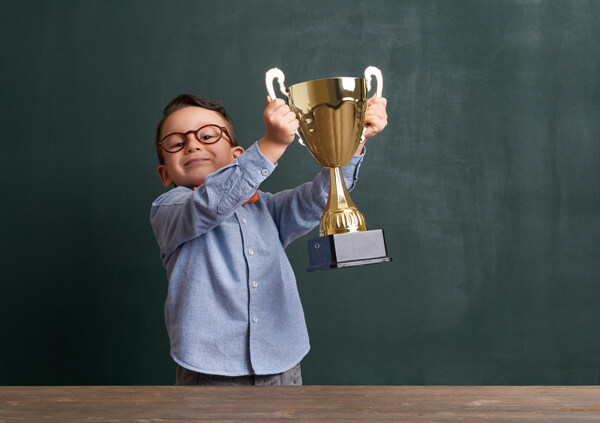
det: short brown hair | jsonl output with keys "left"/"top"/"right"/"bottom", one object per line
{"left": 155, "top": 94, "right": 238, "bottom": 164}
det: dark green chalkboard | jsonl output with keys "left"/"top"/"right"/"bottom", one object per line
{"left": 1, "top": 0, "right": 599, "bottom": 385}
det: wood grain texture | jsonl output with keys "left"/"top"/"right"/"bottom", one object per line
{"left": 1, "top": 386, "right": 599, "bottom": 422}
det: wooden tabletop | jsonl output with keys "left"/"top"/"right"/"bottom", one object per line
{"left": 1, "top": 386, "right": 599, "bottom": 422}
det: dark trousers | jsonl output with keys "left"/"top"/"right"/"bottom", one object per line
{"left": 175, "top": 363, "right": 302, "bottom": 386}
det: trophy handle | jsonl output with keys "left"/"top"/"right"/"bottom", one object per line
{"left": 360, "top": 66, "right": 384, "bottom": 143}
{"left": 265, "top": 68, "right": 288, "bottom": 100}
{"left": 265, "top": 68, "right": 306, "bottom": 146}
{"left": 364, "top": 66, "right": 383, "bottom": 97}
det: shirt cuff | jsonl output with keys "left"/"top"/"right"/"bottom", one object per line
{"left": 351, "top": 144, "right": 366, "bottom": 163}
{"left": 236, "top": 141, "right": 278, "bottom": 184}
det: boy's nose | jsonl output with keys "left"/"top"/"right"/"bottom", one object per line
{"left": 185, "top": 133, "right": 203, "bottom": 152}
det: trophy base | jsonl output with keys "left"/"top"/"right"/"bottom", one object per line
{"left": 306, "top": 229, "right": 391, "bottom": 272}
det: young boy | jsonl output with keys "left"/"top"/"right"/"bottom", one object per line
{"left": 150, "top": 93, "right": 387, "bottom": 385}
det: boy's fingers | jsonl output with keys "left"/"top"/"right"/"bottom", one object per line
{"left": 365, "top": 97, "right": 387, "bottom": 128}
{"left": 366, "top": 102, "right": 386, "bottom": 113}
{"left": 366, "top": 113, "right": 387, "bottom": 126}
{"left": 368, "top": 96, "right": 387, "bottom": 107}
{"left": 366, "top": 102, "right": 388, "bottom": 119}
{"left": 282, "top": 108, "right": 297, "bottom": 122}
{"left": 265, "top": 97, "right": 287, "bottom": 114}
{"left": 270, "top": 104, "right": 294, "bottom": 122}
{"left": 284, "top": 114, "right": 300, "bottom": 128}
{"left": 265, "top": 96, "right": 278, "bottom": 110}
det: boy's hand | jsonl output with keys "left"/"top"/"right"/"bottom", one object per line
{"left": 259, "top": 96, "right": 300, "bottom": 164}
{"left": 363, "top": 96, "right": 388, "bottom": 140}
{"left": 355, "top": 96, "right": 388, "bottom": 155}
{"left": 263, "top": 96, "right": 299, "bottom": 145}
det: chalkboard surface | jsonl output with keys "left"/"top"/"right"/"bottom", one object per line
{"left": 1, "top": 0, "right": 598, "bottom": 385}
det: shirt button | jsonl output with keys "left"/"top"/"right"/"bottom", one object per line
{"left": 241, "top": 218, "right": 248, "bottom": 224}
{"left": 261, "top": 169, "right": 268, "bottom": 176}
{"left": 253, "top": 316, "right": 258, "bottom": 323}
{"left": 248, "top": 249, "right": 254, "bottom": 256}
{"left": 252, "top": 281, "right": 258, "bottom": 288}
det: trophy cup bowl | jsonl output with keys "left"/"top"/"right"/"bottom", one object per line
{"left": 290, "top": 76, "right": 368, "bottom": 235}
{"left": 266, "top": 67, "right": 391, "bottom": 271}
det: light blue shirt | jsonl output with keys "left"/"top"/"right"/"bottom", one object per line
{"left": 150, "top": 142, "right": 364, "bottom": 376}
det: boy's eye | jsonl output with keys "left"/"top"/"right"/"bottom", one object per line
{"left": 163, "top": 135, "right": 186, "bottom": 151}
{"left": 196, "top": 126, "right": 222, "bottom": 142}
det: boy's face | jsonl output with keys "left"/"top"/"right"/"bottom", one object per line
{"left": 157, "top": 107, "right": 244, "bottom": 188}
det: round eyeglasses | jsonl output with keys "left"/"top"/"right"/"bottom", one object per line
{"left": 159, "top": 124, "right": 233, "bottom": 153}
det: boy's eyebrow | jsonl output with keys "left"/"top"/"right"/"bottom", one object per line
{"left": 163, "top": 121, "right": 224, "bottom": 134}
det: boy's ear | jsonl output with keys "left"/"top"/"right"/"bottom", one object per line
{"left": 232, "top": 146, "right": 244, "bottom": 158}
{"left": 157, "top": 165, "right": 174, "bottom": 187}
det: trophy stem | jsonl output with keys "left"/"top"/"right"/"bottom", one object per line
{"left": 320, "top": 167, "right": 368, "bottom": 236}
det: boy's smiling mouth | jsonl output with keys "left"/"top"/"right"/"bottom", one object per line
{"left": 185, "top": 157, "right": 209, "bottom": 166}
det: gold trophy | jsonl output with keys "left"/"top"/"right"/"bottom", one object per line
{"left": 266, "top": 67, "right": 391, "bottom": 271}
